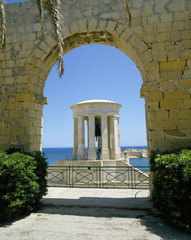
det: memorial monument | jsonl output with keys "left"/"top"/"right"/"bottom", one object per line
{"left": 71, "top": 100, "right": 122, "bottom": 161}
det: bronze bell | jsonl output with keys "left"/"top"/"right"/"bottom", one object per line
{"left": 95, "top": 117, "right": 101, "bottom": 139}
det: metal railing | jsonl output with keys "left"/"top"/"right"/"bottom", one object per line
{"left": 47, "top": 165, "right": 149, "bottom": 189}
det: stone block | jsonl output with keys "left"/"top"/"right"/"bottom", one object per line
{"left": 9, "top": 110, "right": 26, "bottom": 119}
{"left": 183, "top": 99, "right": 191, "bottom": 108}
{"left": 148, "top": 15, "right": 160, "bottom": 24}
{"left": 3, "top": 69, "right": 13, "bottom": 77}
{"left": 174, "top": 11, "right": 190, "bottom": 21}
{"left": 152, "top": 51, "right": 167, "bottom": 62}
{"left": 149, "top": 130, "right": 165, "bottom": 140}
{"left": 161, "top": 13, "right": 173, "bottom": 22}
{"left": 178, "top": 120, "right": 191, "bottom": 129}
{"left": 144, "top": 24, "right": 157, "bottom": 33}
{"left": 7, "top": 119, "right": 20, "bottom": 126}
{"left": 0, "top": 143, "right": 9, "bottom": 150}
{"left": 143, "top": 33, "right": 155, "bottom": 43}
{"left": 160, "top": 61, "right": 186, "bottom": 72}
{"left": 164, "top": 90, "right": 190, "bottom": 100}
{"left": 160, "top": 80, "right": 176, "bottom": 90}
{"left": 149, "top": 120, "right": 159, "bottom": 130}
{"left": 182, "top": 40, "right": 191, "bottom": 49}
{"left": 170, "top": 32, "right": 181, "bottom": 41}
{"left": 142, "top": 49, "right": 152, "bottom": 61}
{"left": 107, "top": 20, "right": 117, "bottom": 32}
{"left": 35, "top": 111, "right": 42, "bottom": 120}
{"left": 154, "top": 32, "right": 169, "bottom": 42}
{"left": 145, "top": 71, "right": 160, "bottom": 81}
{"left": 0, "top": 136, "right": 9, "bottom": 144}
{"left": 7, "top": 60, "right": 15, "bottom": 68}
{"left": 18, "top": 135, "right": 31, "bottom": 143}
{"left": 147, "top": 102, "right": 159, "bottom": 111}
{"left": 88, "top": 18, "right": 97, "bottom": 30}
{"left": 170, "top": 110, "right": 191, "bottom": 120}
{"left": 156, "top": 111, "right": 169, "bottom": 120}
{"left": 70, "top": 22, "right": 79, "bottom": 33}
{"left": 160, "top": 100, "right": 182, "bottom": 110}
{"left": 152, "top": 42, "right": 165, "bottom": 51}
{"left": 6, "top": 102, "right": 20, "bottom": 111}
{"left": 177, "top": 80, "right": 191, "bottom": 88}
{"left": 160, "top": 121, "right": 177, "bottom": 130}
{"left": 172, "top": 21, "right": 185, "bottom": 31}
{"left": 157, "top": 22, "right": 171, "bottom": 32}
{"left": 147, "top": 91, "right": 163, "bottom": 101}
{"left": 0, "top": 127, "right": 9, "bottom": 136}
{"left": 25, "top": 126, "right": 36, "bottom": 135}
{"left": 21, "top": 118, "right": 34, "bottom": 127}
{"left": 9, "top": 135, "right": 18, "bottom": 144}
{"left": 15, "top": 93, "right": 35, "bottom": 102}
{"left": 183, "top": 70, "right": 191, "bottom": 79}
{"left": 165, "top": 130, "right": 187, "bottom": 138}
{"left": 181, "top": 30, "right": 191, "bottom": 40}
{"left": 147, "top": 111, "right": 156, "bottom": 121}
{"left": 10, "top": 127, "right": 25, "bottom": 135}
{"left": 167, "top": 50, "right": 181, "bottom": 61}
{"left": 160, "top": 71, "right": 182, "bottom": 81}
{"left": 185, "top": 20, "right": 191, "bottom": 30}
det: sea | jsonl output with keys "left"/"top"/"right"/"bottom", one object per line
{"left": 43, "top": 146, "right": 149, "bottom": 171}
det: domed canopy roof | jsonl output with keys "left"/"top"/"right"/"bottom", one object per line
{"left": 71, "top": 99, "right": 122, "bottom": 116}
{"left": 75, "top": 99, "right": 117, "bottom": 105}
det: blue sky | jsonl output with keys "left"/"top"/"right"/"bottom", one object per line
{"left": 42, "top": 44, "right": 147, "bottom": 148}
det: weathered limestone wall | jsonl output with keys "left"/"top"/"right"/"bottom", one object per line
{"left": 0, "top": 0, "right": 191, "bottom": 154}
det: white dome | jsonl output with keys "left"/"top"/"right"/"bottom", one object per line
{"left": 70, "top": 99, "right": 122, "bottom": 114}
{"left": 76, "top": 99, "right": 116, "bottom": 105}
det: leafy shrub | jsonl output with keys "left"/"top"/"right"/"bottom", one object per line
{"left": 27, "top": 151, "right": 48, "bottom": 199}
{"left": 152, "top": 149, "right": 191, "bottom": 231}
{"left": 0, "top": 150, "right": 47, "bottom": 221}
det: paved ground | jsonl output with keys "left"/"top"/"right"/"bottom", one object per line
{"left": 41, "top": 187, "right": 151, "bottom": 209}
{"left": 0, "top": 188, "right": 190, "bottom": 240}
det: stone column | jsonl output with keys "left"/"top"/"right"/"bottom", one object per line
{"left": 101, "top": 115, "right": 109, "bottom": 160}
{"left": 110, "top": 115, "right": 121, "bottom": 159}
{"left": 88, "top": 115, "right": 96, "bottom": 160}
{"left": 73, "top": 117, "right": 78, "bottom": 159}
{"left": 77, "top": 116, "right": 86, "bottom": 160}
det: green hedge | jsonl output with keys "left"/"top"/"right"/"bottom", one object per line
{"left": 0, "top": 150, "right": 47, "bottom": 221}
{"left": 152, "top": 149, "right": 191, "bottom": 231}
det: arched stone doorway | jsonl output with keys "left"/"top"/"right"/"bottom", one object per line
{"left": 0, "top": 0, "right": 191, "bottom": 158}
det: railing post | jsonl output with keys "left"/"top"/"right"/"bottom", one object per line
{"left": 68, "top": 166, "right": 71, "bottom": 187}
{"left": 99, "top": 166, "right": 102, "bottom": 188}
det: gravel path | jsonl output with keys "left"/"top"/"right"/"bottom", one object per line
{"left": 0, "top": 206, "right": 190, "bottom": 240}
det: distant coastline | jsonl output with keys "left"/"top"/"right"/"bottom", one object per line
{"left": 42, "top": 146, "right": 148, "bottom": 166}
{"left": 43, "top": 146, "right": 147, "bottom": 150}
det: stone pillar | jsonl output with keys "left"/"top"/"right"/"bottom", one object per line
{"left": 110, "top": 115, "right": 121, "bottom": 159}
{"left": 77, "top": 116, "right": 86, "bottom": 160}
{"left": 101, "top": 115, "right": 109, "bottom": 160}
{"left": 73, "top": 117, "right": 78, "bottom": 159}
{"left": 88, "top": 115, "right": 96, "bottom": 160}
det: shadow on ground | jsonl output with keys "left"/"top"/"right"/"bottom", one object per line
{"left": 41, "top": 196, "right": 151, "bottom": 209}
{"left": 140, "top": 214, "right": 191, "bottom": 240}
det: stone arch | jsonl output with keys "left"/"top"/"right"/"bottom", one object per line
{"left": 0, "top": 0, "right": 191, "bottom": 155}
{"left": 26, "top": 29, "right": 147, "bottom": 152}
